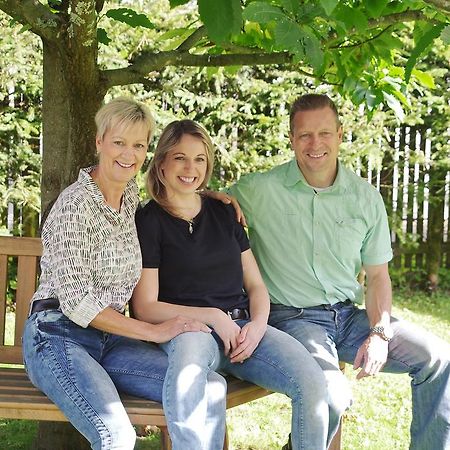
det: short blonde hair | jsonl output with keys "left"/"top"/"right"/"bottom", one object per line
{"left": 147, "top": 120, "right": 214, "bottom": 205}
{"left": 95, "top": 97, "right": 156, "bottom": 143}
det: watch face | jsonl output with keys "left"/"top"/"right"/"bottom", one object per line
{"left": 384, "top": 326, "right": 394, "bottom": 340}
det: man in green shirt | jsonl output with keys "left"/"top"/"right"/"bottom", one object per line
{"left": 229, "top": 94, "right": 450, "bottom": 450}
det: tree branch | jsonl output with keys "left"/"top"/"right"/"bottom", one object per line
{"left": 326, "top": 9, "right": 439, "bottom": 44}
{"left": 367, "top": 10, "right": 433, "bottom": 28}
{"left": 0, "top": 0, "right": 63, "bottom": 42}
{"left": 423, "top": 0, "right": 450, "bottom": 13}
{"left": 329, "top": 25, "right": 394, "bottom": 49}
{"left": 102, "top": 51, "right": 294, "bottom": 88}
{"left": 176, "top": 25, "right": 207, "bottom": 51}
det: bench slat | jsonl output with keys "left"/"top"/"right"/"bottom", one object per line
{"left": 0, "top": 367, "right": 270, "bottom": 427}
{"left": 0, "top": 236, "right": 43, "bottom": 257}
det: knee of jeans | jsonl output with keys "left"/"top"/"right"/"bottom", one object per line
{"left": 207, "top": 371, "right": 227, "bottom": 404}
{"left": 96, "top": 422, "right": 136, "bottom": 450}
{"left": 328, "top": 379, "right": 352, "bottom": 415}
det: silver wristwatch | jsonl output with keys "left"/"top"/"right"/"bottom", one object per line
{"left": 370, "top": 325, "right": 393, "bottom": 342}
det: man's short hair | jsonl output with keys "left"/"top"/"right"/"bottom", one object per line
{"left": 289, "top": 94, "right": 341, "bottom": 132}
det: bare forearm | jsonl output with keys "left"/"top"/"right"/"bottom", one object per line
{"left": 89, "top": 307, "right": 157, "bottom": 341}
{"left": 365, "top": 272, "right": 392, "bottom": 327}
{"left": 248, "top": 285, "right": 270, "bottom": 325}
{"left": 134, "top": 301, "right": 220, "bottom": 327}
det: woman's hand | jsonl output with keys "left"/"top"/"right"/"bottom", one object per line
{"left": 149, "top": 316, "right": 211, "bottom": 343}
{"left": 211, "top": 310, "right": 242, "bottom": 356}
{"left": 229, "top": 320, "right": 267, "bottom": 364}
{"left": 201, "top": 190, "right": 247, "bottom": 226}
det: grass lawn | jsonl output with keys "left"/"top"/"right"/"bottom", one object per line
{"left": 1, "top": 290, "right": 449, "bottom": 449}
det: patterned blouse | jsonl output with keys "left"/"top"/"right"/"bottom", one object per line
{"left": 31, "top": 167, "right": 142, "bottom": 328}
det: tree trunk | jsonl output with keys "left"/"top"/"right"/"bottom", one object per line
{"left": 40, "top": 38, "right": 105, "bottom": 214}
{"left": 33, "top": 422, "right": 90, "bottom": 450}
{"left": 36, "top": 32, "right": 105, "bottom": 448}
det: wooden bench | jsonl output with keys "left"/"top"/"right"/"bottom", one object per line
{"left": 0, "top": 235, "right": 342, "bottom": 449}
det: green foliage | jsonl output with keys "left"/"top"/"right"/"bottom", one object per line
{"left": 105, "top": 8, "right": 155, "bottom": 29}
{"left": 0, "top": 13, "right": 42, "bottom": 235}
{"left": 198, "top": 0, "right": 242, "bottom": 43}
{"left": 405, "top": 23, "right": 446, "bottom": 83}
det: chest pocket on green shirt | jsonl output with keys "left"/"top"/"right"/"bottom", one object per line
{"left": 334, "top": 218, "right": 366, "bottom": 257}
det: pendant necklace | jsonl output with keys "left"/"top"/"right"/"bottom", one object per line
{"left": 187, "top": 218, "right": 194, "bottom": 234}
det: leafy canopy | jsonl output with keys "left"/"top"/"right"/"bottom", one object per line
{"left": 94, "top": 0, "right": 450, "bottom": 118}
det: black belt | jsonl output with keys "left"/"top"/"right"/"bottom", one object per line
{"left": 310, "top": 299, "right": 353, "bottom": 310}
{"left": 30, "top": 298, "right": 60, "bottom": 315}
{"left": 226, "top": 308, "right": 249, "bottom": 320}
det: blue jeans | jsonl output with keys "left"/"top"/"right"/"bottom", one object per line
{"left": 269, "top": 301, "right": 450, "bottom": 450}
{"left": 161, "top": 321, "right": 331, "bottom": 450}
{"left": 23, "top": 310, "right": 169, "bottom": 450}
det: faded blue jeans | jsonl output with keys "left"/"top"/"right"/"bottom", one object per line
{"left": 23, "top": 310, "right": 169, "bottom": 450}
{"left": 161, "top": 320, "right": 332, "bottom": 450}
{"left": 269, "top": 301, "right": 450, "bottom": 450}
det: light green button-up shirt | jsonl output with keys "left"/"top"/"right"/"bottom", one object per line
{"left": 229, "top": 159, "right": 393, "bottom": 307}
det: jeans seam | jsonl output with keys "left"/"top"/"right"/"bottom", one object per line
{"left": 247, "top": 351, "right": 305, "bottom": 449}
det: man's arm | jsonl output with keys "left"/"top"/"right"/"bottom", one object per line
{"left": 201, "top": 190, "right": 247, "bottom": 226}
{"left": 353, "top": 262, "right": 392, "bottom": 379}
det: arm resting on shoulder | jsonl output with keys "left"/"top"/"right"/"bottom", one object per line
{"left": 202, "top": 190, "right": 246, "bottom": 226}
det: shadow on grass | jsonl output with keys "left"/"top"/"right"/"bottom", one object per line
{"left": 0, "top": 420, "right": 162, "bottom": 450}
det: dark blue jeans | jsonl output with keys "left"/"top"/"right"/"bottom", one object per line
{"left": 269, "top": 301, "right": 450, "bottom": 450}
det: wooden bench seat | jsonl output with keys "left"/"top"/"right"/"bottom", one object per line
{"left": 0, "top": 235, "right": 342, "bottom": 449}
{"left": 0, "top": 366, "right": 270, "bottom": 424}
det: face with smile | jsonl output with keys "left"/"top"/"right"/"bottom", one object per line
{"left": 160, "top": 133, "right": 208, "bottom": 199}
{"left": 96, "top": 121, "right": 149, "bottom": 187}
{"left": 290, "top": 106, "right": 343, "bottom": 188}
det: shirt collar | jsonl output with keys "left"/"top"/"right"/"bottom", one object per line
{"left": 284, "top": 158, "right": 348, "bottom": 193}
{"left": 78, "top": 166, "right": 139, "bottom": 214}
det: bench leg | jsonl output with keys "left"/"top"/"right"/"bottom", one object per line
{"left": 223, "top": 424, "right": 229, "bottom": 450}
{"left": 160, "top": 426, "right": 172, "bottom": 450}
{"left": 328, "top": 417, "right": 343, "bottom": 450}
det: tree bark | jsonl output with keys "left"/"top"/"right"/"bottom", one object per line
{"left": 40, "top": 38, "right": 105, "bottom": 213}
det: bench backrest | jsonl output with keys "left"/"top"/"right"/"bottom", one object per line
{"left": 0, "top": 236, "right": 42, "bottom": 365}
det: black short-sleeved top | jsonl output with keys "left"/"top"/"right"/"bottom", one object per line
{"left": 135, "top": 197, "right": 250, "bottom": 311}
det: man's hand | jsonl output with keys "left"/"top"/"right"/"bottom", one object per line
{"left": 229, "top": 321, "right": 267, "bottom": 364}
{"left": 353, "top": 333, "right": 389, "bottom": 379}
{"left": 151, "top": 316, "right": 211, "bottom": 343}
{"left": 202, "top": 190, "right": 247, "bottom": 226}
